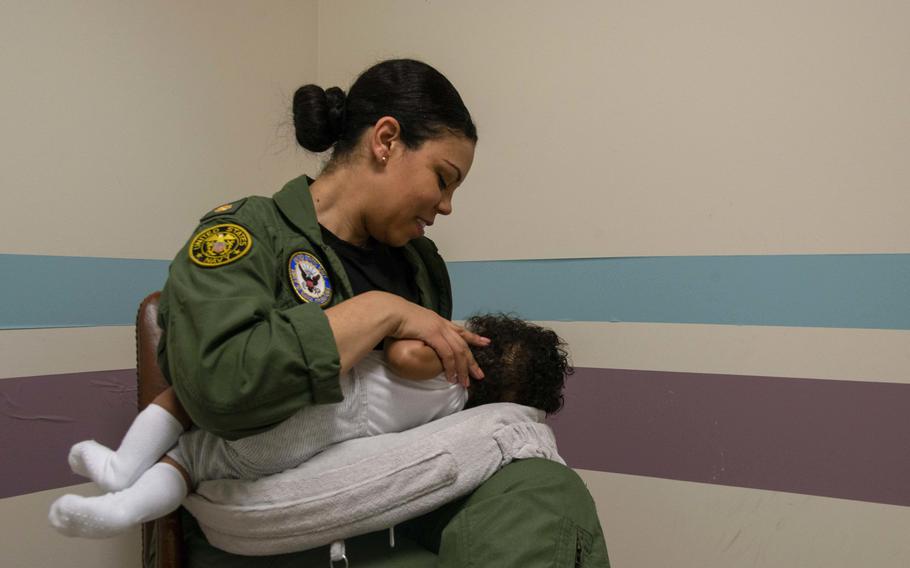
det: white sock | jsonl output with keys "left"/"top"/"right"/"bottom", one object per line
{"left": 68, "top": 404, "right": 185, "bottom": 492}
{"left": 49, "top": 463, "right": 188, "bottom": 538}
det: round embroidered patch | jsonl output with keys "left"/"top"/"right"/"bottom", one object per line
{"left": 188, "top": 223, "right": 253, "bottom": 268}
{"left": 289, "top": 251, "right": 333, "bottom": 306}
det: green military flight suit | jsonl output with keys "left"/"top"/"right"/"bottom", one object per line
{"left": 155, "top": 175, "right": 610, "bottom": 567}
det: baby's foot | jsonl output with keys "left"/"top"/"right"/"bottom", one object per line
{"left": 49, "top": 463, "right": 186, "bottom": 539}
{"left": 68, "top": 440, "right": 130, "bottom": 492}
{"left": 48, "top": 493, "right": 135, "bottom": 538}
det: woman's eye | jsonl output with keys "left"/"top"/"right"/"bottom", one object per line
{"left": 436, "top": 173, "right": 447, "bottom": 190}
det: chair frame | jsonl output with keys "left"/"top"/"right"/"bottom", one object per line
{"left": 136, "top": 292, "right": 184, "bottom": 568}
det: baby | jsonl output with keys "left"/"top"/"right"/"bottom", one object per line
{"left": 49, "top": 313, "right": 571, "bottom": 538}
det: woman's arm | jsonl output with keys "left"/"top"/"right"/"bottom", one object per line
{"left": 323, "top": 291, "right": 404, "bottom": 375}
{"left": 328, "top": 293, "right": 486, "bottom": 386}
{"left": 384, "top": 338, "right": 444, "bottom": 381}
{"left": 164, "top": 264, "right": 483, "bottom": 439}
{"left": 161, "top": 210, "right": 486, "bottom": 438}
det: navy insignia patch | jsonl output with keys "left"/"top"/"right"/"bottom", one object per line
{"left": 289, "top": 251, "right": 333, "bottom": 306}
{"left": 188, "top": 223, "right": 253, "bottom": 267}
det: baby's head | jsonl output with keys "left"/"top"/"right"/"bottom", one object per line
{"left": 465, "top": 313, "right": 572, "bottom": 415}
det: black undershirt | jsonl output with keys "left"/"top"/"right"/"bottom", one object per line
{"left": 320, "top": 226, "right": 419, "bottom": 349}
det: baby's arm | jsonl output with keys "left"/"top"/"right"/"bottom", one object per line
{"left": 384, "top": 338, "right": 444, "bottom": 380}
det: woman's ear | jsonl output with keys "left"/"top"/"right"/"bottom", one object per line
{"left": 370, "top": 116, "right": 401, "bottom": 164}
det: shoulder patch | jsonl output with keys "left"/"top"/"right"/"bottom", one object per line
{"left": 200, "top": 198, "right": 249, "bottom": 222}
{"left": 188, "top": 223, "right": 253, "bottom": 268}
{"left": 288, "top": 251, "right": 333, "bottom": 306}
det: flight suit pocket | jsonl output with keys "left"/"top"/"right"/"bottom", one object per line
{"left": 553, "top": 517, "right": 596, "bottom": 567}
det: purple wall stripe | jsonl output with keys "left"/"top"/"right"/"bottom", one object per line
{"left": 4, "top": 366, "right": 909, "bottom": 506}
{"left": 548, "top": 368, "right": 910, "bottom": 507}
{"left": 0, "top": 370, "right": 137, "bottom": 499}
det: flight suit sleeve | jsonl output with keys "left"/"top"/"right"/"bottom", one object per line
{"left": 159, "top": 214, "right": 342, "bottom": 440}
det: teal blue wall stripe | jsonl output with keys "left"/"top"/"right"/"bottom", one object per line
{"left": 449, "top": 254, "right": 910, "bottom": 330}
{"left": 0, "top": 254, "right": 169, "bottom": 329}
{"left": 3, "top": 253, "right": 909, "bottom": 330}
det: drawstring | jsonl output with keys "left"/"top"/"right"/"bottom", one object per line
{"left": 329, "top": 540, "right": 348, "bottom": 568}
{"left": 389, "top": 525, "right": 396, "bottom": 548}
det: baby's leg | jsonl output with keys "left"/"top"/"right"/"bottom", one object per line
{"left": 68, "top": 387, "right": 190, "bottom": 492}
{"left": 49, "top": 457, "right": 189, "bottom": 538}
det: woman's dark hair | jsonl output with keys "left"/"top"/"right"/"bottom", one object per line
{"left": 464, "top": 313, "right": 573, "bottom": 415}
{"left": 292, "top": 59, "right": 477, "bottom": 164}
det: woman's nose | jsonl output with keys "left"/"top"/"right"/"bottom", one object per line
{"left": 437, "top": 195, "right": 453, "bottom": 216}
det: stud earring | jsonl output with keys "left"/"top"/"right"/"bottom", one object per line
{"left": 381, "top": 155, "right": 389, "bottom": 164}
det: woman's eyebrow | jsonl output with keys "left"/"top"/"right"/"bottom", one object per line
{"left": 443, "top": 159, "right": 462, "bottom": 183}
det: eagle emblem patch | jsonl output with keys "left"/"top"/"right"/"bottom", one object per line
{"left": 289, "top": 251, "right": 333, "bottom": 306}
{"left": 188, "top": 223, "right": 252, "bottom": 267}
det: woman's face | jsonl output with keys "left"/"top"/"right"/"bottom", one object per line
{"left": 368, "top": 134, "right": 475, "bottom": 247}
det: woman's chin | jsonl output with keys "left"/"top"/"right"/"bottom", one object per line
{"left": 379, "top": 235, "right": 409, "bottom": 248}
{"left": 394, "top": 231, "right": 420, "bottom": 247}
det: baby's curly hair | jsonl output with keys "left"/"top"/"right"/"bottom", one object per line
{"left": 464, "top": 313, "right": 573, "bottom": 415}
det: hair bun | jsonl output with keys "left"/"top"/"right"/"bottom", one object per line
{"left": 292, "top": 84, "right": 347, "bottom": 152}
{"left": 324, "top": 86, "right": 346, "bottom": 138}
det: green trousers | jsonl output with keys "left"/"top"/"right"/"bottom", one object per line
{"left": 179, "top": 459, "right": 610, "bottom": 567}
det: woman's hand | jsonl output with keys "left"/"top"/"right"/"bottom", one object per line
{"left": 389, "top": 298, "right": 489, "bottom": 387}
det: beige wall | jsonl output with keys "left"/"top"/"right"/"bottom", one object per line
{"left": 1, "top": 2, "right": 319, "bottom": 566}
{"left": 318, "top": 0, "right": 909, "bottom": 262}
{"left": 0, "top": 0, "right": 320, "bottom": 260}
{"left": 0, "top": 484, "right": 141, "bottom": 568}
{"left": 4, "top": 2, "right": 908, "bottom": 567}
{"left": 317, "top": 1, "right": 910, "bottom": 567}
{"left": 580, "top": 470, "right": 910, "bottom": 568}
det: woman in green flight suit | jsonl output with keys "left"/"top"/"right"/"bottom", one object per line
{"left": 158, "top": 59, "right": 610, "bottom": 567}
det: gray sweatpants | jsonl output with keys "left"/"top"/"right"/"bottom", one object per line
{"left": 168, "top": 369, "right": 365, "bottom": 485}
